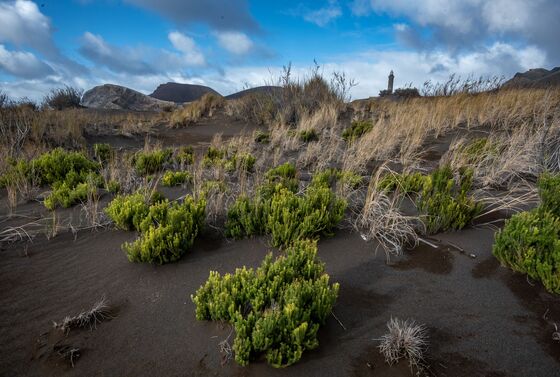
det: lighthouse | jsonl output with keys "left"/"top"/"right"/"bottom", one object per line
{"left": 387, "top": 70, "right": 394, "bottom": 94}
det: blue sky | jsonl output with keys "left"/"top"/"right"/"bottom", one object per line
{"left": 0, "top": 0, "right": 559, "bottom": 100}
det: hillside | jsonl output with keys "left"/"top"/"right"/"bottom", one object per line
{"left": 503, "top": 67, "right": 560, "bottom": 88}
{"left": 82, "top": 84, "right": 174, "bottom": 111}
{"left": 150, "top": 82, "right": 221, "bottom": 103}
{"left": 225, "top": 86, "right": 283, "bottom": 100}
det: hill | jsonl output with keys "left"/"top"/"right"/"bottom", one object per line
{"left": 503, "top": 67, "right": 560, "bottom": 88}
{"left": 225, "top": 86, "right": 283, "bottom": 100}
{"left": 150, "top": 83, "right": 221, "bottom": 103}
{"left": 82, "top": 84, "right": 174, "bottom": 111}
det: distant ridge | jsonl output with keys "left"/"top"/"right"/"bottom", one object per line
{"left": 82, "top": 84, "right": 174, "bottom": 111}
{"left": 503, "top": 67, "right": 560, "bottom": 89}
{"left": 150, "top": 83, "right": 221, "bottom": 103}
{"left": 225, "top": 86, "right": 283, "bottom": 100}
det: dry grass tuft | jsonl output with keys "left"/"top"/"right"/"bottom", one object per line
{"left": 170, "top": 93, "right": 225, "bottom": 126}
{"left": 353, "top": 169, "right": 421, "bottom": 259}
{"left": 378, "top": 317, "right": 429, "bottom": 371}
{"left": 53, "top": 297, "right": 112, "bottom": 333}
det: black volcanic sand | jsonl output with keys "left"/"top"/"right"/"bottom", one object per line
{"left": 1, "top": 224, "right": 559, "bottom": 377}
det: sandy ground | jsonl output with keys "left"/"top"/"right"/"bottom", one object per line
{"left": 1, "top": 224, "right": 559, "bottom": 377}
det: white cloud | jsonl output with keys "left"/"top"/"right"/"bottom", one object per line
{"left": 351, "top": 0, "right": 560, "bottom": 62}
{"left": 0, "top": 44, "right": 54, "bottom": 79}
{"left": 304, "top": 1, "right": 342, "bottom": 27}
{"left": 0, "top": 0, "right": 52, "bottom": 48}
{"left": 168, "top": 31, "right": 205, "bottom": 65}
{"left": 214, "top": 31, "right": 254, "bottom": 55}
{"left": 80, "top": 32, "right": 155, "bottom": 74}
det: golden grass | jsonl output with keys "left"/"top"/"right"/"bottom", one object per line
{"left": 344, "top": 88, "right": 560, "bottom": 173}
{"left": 170, "top": 93, "right": 225, "bottom": 127}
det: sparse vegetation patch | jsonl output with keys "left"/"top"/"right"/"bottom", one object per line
{"left": 342, "top": 120, "right": 373, "bottom": 142}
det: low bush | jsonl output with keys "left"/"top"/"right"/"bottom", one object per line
{"left": 378, "top": 172, "right": 425, "bottom": 194}
{"left": 493, "top": 209, "right": 560, "bottom": 293}
{"left": 105, "top": 192, "right": 150, "bottom": 231}
{"left": 175, "top": 146, "right": 194, "bottom": 166}
{"left": 106, "top": 179, "right": 120, "bottom": 194}
{"left": 417, "top": 166, "right": 482, "bottom": 233}
{"left": 44, "top": 173, "right": 101, "bottom": 210}
{"left": 226, "top": 167, "right": 346, "bottom": 247}
{"left": 224, "top": 153, "right": 256, "bottom": 173}
{"left": 162, "top": 171, "right": 191, "bottom": 187}
{"left": 202, "top": 146, "right": 226, "bottom": 167}
{"left": 379, "top": 166, "right": 482, "bottom": 234}
{"left": 259, "top": 162, "right": 299, "bottom": 198}
{"left": 134, "top": 148, "right": 172, "bottom": 175}
{"left": 93, "top": 143, "right": 112, "bottom": 165}
{"left": 538, "top": 173, "right": 560, "bottom": 217}
{"left": 192, "top": 239, "right": 339, "bottom": 367}
{"left": 43, "top": 86, "right": 83, "bottom": 110}
{"left": 123, "top": 197, "right": 206, "bottom": 264}
{"left": 33, "top": 148, "right": 99, "bottom": 185}
{"left": 311, "top": 168, "right": 363, "bottom": 190}
{"left": 342, "top": 120, "right": 373, "bottom": 142}
{"left": 393, "top": 87, "right": 421, "bottom": 98}
{"left": 299, "top": 129, "right": 318, "bottom": 143}
{"left": 254, "top": 130, "right": 270, "bottom": 143}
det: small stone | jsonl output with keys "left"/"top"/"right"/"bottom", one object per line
{"left": 469, "top": 253, "right": 477, "bottom": 259}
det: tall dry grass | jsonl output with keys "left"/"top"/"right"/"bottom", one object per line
{"left": 344, "top": 88, "right": 560, "bottom": 173}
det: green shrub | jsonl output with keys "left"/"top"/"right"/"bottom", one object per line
{"left": 338, "top": 170, "right": 363, "bottom": 189}
{"left": 458, "top": 137, "right": 502, "bottom": 165}
{"left": 379, "top": 166, "right": 482, "bottom": 233}
{"left": 105, "top": 192, "right": 150, "bottom": 231}
{"left": 134, "top": 148, "right": 172, "bottom": 175}
{"left": 378, "top": 172, "right": 426, "bottom": 194}
{"left": 43, "top": 172, "right": 101, "bottom": 210}
{"left": 93, "top": 143, "right": 112, "bottom": 164}
{"left": 417, "top": 166, "right": 482, "bottom": 233}
{"left": 162, "top": 171, "right": 191, "bottom": 187}
{"left": 310, "top": 169, "right": 363, "bottom": 190}
{"left": 342, "top": 120, "right": 373, "bottom": 142}
{"left": 202, "top": 147, "right": 226, "bottom": 167}
{"left": 254, "top": 131, "right": 270, "bottom": 143}
{"left": 201, "top": 180, "right": 228, "bottom": 195}
{"left": 299, "top": 129, "right": 318, "bottom": 143}
{"left": 266, "top": 186, "right": 346, "bottom": 247}
{"left": 493, "top": 209, "right": 560, "bottom": 293}
{"left": 538, "top": 173, "right": 560, "bottom": 217}
{"left": 175, "top": 146, "right": 194, "bottom": 166}
{"left": 258, "top": 162, "right": 299, "bottom": 199}
{"left": 106, "top": 180, "right": 120, "bottom": 194}
{"left": 33, "top": 148, "right": 99, "bottom": 185}
{"left": 192, "top": 239, "right": 339, "bottom": 367}
{"left": 226, "top": 167, "right": 346, "bottom": 247}
{"left": 0, "top": 158, "right": 34, "bottom": 188}
{"left": 123, "top": 197, "right": 206, "bottom": 264}
{"left": 224, "top": 153, "right": 256, "bottom": 173}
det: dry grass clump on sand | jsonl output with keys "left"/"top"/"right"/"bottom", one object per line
{"left": 378, "top": 317, "right": 429, "bottom": 371}
{"left": 53, "top": 297, "right": 112, "bottom": 333}
{"left": 353, "top": 186, "right": 420, "bottom": 259}
{"left": 170, "top": 93, "right": 225, "bottom": 127}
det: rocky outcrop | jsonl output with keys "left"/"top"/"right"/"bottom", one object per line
{"left": 150, "top": 82, "right": 221, "bottom": 103}
{"left": 503, "top": 67, "right": 560, "bottom": 89}
{"left": 82, "top": 84, "right": 174, "bottom": 111}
